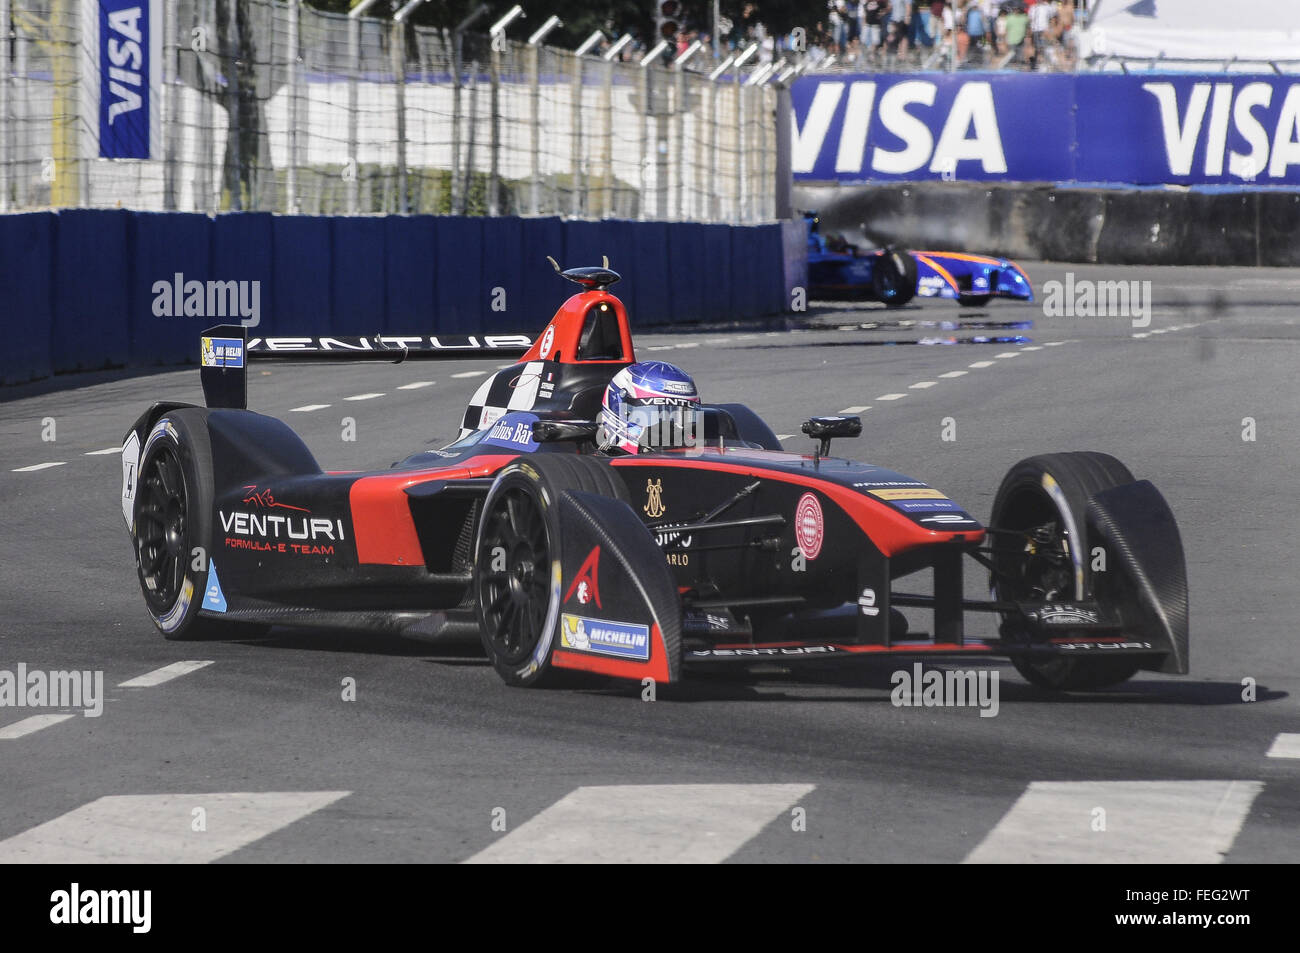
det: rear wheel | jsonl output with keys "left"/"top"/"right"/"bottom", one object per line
{"left": 473, "top": 455, "right": 628, "bottom": 686}
{"left": 873, "top": 248, "right": 917, "bottom": 307}
{"left": 990, "top": 452, "right": 1142, "bottom": 691}
{"left": 134, "top": 412, "right": 268, "bottom": 641}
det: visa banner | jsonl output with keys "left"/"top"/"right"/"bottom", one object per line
{"left": 82, "top": 0, "right": 162, "bottom": 159}
{"left": 791, "top": 73, "right": 1300, "bottom": 187}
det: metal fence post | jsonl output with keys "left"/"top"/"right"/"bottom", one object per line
{"left": 638, "top": 40, "right": 666, "bottom": 220}
{"left": 731, "top": 44, "right": 757, "bottom": 223}
{"left": 0, "top": 0, "right": 10, "bottom": 213}
{"left": 452, "top": 5, "right": 488, "bottom": 216}
{"left": 569, "top": 31, "right": 601, "bottom": 218}
{"left": 286, "top": 0, "right": 299, "bottom": 213}
{"left": 671, "top": 40, "right": 701, "bottom": 221}
{"left": 706, "top": 55, "right": 732, "bottom": 223}
{"left": 526, "top": 16, "right": 561, "bottom": 216}
{"left": 487, "top": 7, "right": 524, "bottom": 217}
{"left": 774, "top": 80, "right": 792, "bottom": 221}
{"left": 393, "top": 0, "right": 428, "bottom": 215}
{"left": 346, "top": 0, "right": 380, "bottom": 214}
{"left": 162, "top": 0, "right": 178, "bottom": 209}
{"left": 599, "top": 35, "right": 630, "bottom": 220}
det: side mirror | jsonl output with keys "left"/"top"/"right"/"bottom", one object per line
{"left": 801, "top": 415, "right": 862, "bottom": 458}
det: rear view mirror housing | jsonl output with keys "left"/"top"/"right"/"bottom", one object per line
{"left": 801, "top": 415, "right": 862, "bottom": 458}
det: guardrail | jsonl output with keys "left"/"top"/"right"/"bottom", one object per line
{"left": 0, "top": 210, "right": 796, "bottom": 385}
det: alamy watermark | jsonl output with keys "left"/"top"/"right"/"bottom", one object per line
{"left": 151, "top": 273, "right": 261, "bottom": 327}
{"left": 891, "top": 663, "right": 999, "bottom": 718}
{"left": 1, "top": 664, "right": 104, "bottom": 717}
{"left": 1040, "top": 273, "right": 1152, "bottom": 328}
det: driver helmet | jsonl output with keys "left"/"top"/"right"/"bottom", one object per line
{"left": 599, "top": 361, "right": 701, "bottom": 455}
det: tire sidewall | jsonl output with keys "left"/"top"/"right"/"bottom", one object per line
{"left": 473, "top": 460, "right": 564, "bottom": 686}
{"left": 134, "top": 411, "right": 215, "bottom": 639}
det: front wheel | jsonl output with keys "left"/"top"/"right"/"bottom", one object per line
{"left": 990, "top": 451, "right": 1143, "bottom": 691}
{"left": 873, "top": 248, "right": 918, "bottom": 307}
{"left": 473, "top": 455, "right": 628, "bottom": 686}
{"left": 133, "top": 411, "right": 267, "bottom": 641}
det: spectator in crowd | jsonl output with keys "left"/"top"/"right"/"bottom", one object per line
{"left": 828, "top": 0, "right": 851, "bottom": 53}
{"left": 882, "top": 17, "right": 905, "bottom": 58}
{"left": 909, "top": 0, "right": 933, "bottom": 49}
{"left": 890, "top": 0, "right": 911, "bottom": 54}
{"left": 1030, "top": 0, "right": 1054, "bottom": 57}
{"left": 1003, "top": 2, "right": 1029, "bottom": 62}
{"left": 965, "top": 0, "right": 986, "bottom": 56}
{"left": 863, "top": 0, "right": 887, "bottom": 50}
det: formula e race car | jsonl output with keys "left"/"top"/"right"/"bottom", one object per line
{"left": 120, "top": 265, "right": 1185, "bottom": 692}
{"left": 805, "top": 213, "right": 1034, "bottom": 308}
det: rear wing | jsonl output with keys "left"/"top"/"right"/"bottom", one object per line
{"left": 200, "top": 324, "right": 533, "bottom": 410}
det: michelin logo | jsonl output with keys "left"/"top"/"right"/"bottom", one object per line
{"left": 560, "top": 614, "right": 650, "bottom": 661}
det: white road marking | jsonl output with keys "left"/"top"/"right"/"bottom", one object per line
{"left": 839, "top": 405, "right": 870, "bottom": 414}
{"left": 909, "top": 381, "right": 936, "bottom": 389}
{"left": 452, "top": 370, "right": 488, "bottom": 378}
{"left": 343, "top": 392, "right": 385, "bottom": 401}
{"left": 1132, "top": 333, "right": 1150, "bottom": 339}
{"left": 876, "top": 393, "right": 907, "bottom": 401}
{"left": 84, "top": 447, "right": 123, "bottom": 456}
{"left": 396, "top": 381, "right": 435, "bottom": 390}
{"left": 645, "top": 345, "right": 674, "bottom": 351}
{"left": 0, "top": 714, "right": 76, "bottom": 740}
{"left": 0, "top": 791, "right": 350, "bottom": 863}
{"left": 969, "top": 360, "right": 995, "bottom": 368}
{"left": 775, "top": 434, "right": 794, "bottom": 441}
{"left": 1021, "top": 345, "right": 1043, "bottom": 351}
{"left": 1043, "top": 341, "right": 1067, "bottom": 346}
{"left": 11, "top": 462, "right": 66, "bottom": 472}
{"left": 464, "top": 784, "right": 814, "bottom": 864}
{"left": 675, "top": 342, "right": 700, "bottom": 349}
{"left": 117, "top": 660, "right": 214, "bottom": 689}
{"left": 289, "top": 404, "right": 331, "bottom": 412}
{"left": 939, "top": 371, "right": 967, "bottom": 379}
{"left": 964, "top": 780, "right": 1263, "bottom": 864}
{"left": 994, "top": 351, "right": 1020, "bottom": 358}
{"left": 1266, "top": 733, "right": 1300, "bottom": 759}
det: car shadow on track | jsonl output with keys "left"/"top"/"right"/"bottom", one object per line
{"left": 231, "top": 626, "right": 489, "bottom": 665}
{"left": 225, "top": 630, "right": 1286, "bottom": 706}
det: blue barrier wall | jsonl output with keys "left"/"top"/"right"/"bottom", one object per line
{"left": 0, "top": 213, "right": 55, "bottom": 383}
{"left": 1, "top": 213, "right": 790, "bottom": 385}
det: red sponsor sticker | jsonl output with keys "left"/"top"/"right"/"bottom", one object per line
{"left": 795, "top": 493, "right": 824, "bottom": 560}
{"left": 563, "top": 546, "right": 602, "bottom": 608}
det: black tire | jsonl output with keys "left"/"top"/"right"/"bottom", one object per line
{"left": 958, "top": 293, "right": 992, "bottom": 308}
{"left": 873, "top": 248, "right": 918, "bottom": 307}
{"left": 713, "top": 403, "right": 784, "bottom": 451}
{"left": 473, "top": 454, "right": 628, "bottom": 686}
{"left": 990, "top": 451, "right": 1142, "bottom": 691}
{"left": 133, "top": 411, "right": 269, "bottom": 641}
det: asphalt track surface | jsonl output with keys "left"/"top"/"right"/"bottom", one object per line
{"left": 1, "top": 261, "right": 1298, "bottom": 864}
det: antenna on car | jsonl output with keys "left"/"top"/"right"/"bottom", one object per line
{"left": 603, "top": 255, "right": 609, "bottom": 268}
{"left": 546, "top": 255, "right": 562, "bottom": 273}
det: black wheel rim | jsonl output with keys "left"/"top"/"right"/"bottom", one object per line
{"left": 478, "top": 486, "right": 551, "bottom": 665}
{"left": 136, "top": 443, "right": 190, "bottom": 612}
{"left": 994, "top": 486, "right": 1074, "bottom": 605}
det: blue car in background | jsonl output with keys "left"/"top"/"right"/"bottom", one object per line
{"left": 804, "top": 213, "right": 1034, "bottom": 308}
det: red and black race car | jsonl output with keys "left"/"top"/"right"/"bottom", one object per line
{"left": 120, "top": 265, "right": 1187, "bottom": 692}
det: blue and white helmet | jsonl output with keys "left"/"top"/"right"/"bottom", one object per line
{"left": 599, "top": 361, "right": 701, "bottom": 454}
